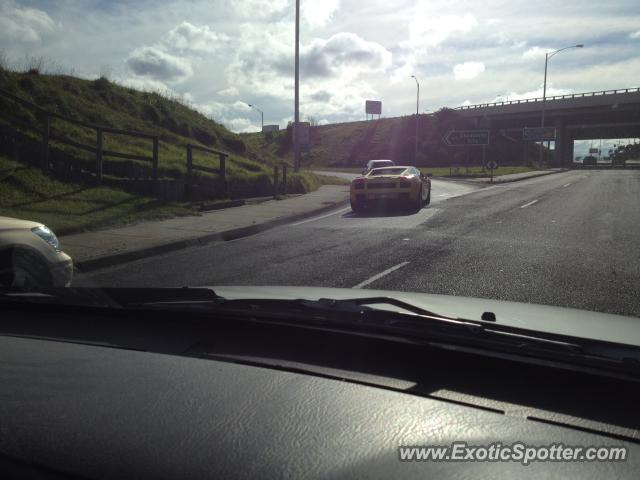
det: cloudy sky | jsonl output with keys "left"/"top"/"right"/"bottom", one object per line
{"left": 1, "top": 0, "right": 639, "bottom": 134}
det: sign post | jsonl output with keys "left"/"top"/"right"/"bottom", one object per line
{"left": 486, "top": 160, "right": 498, "bottom": 184}
{"left": 365, "top": 100, "right": 382, "bottom": 121}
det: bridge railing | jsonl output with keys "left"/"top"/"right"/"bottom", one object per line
{"left": 455, "top": 87, "right": 640, "bottom": 111}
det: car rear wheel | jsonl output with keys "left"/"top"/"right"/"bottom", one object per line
{"left": 412, "top": 192, "right": 422, "bottom": 212}
{"left": 351, "top": 199, "right": 366, "bottom": 214}
{"left": 424, "top": 185, "right": 431, "bottom": 206}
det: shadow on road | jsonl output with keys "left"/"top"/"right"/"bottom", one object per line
{"left": 342, "top": 206, "right": 423, "bottom": 218}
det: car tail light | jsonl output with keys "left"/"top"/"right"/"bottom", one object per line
{"left": 353, "top": 178, "right": 365, "bottom": 190}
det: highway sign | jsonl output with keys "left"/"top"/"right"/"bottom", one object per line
{"left": 444, "top": 130, "right": 490, "bottom": 146}
{"left": 365, "top": 100, "right": 382, "bottom": 115}
{"left": 487, "top": 160, "right": 498, "bottom": 170}
{"left": 293, "top": 121, "right": 310, "bottom": 148}
{"left": 523, "top": 126, "right": 556, "bottom": 141}
{"left": 589, "top": 147, "right": 599, "bottom": 154}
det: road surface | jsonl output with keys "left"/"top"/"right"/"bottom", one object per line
{"left": 77, "top": 170, "right": 640, "bottom": 318}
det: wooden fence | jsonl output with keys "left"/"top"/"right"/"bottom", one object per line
{"left": 0, "top": 87, "right": 158, "bottom": 183}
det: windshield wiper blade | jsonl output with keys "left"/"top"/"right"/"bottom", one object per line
{"left": 0, "top": 287, "right": 222, "bottom": 309}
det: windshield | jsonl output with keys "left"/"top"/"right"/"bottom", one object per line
{"left": 0, "top": 0, "right": 639, "bottom": 330}
{"left": 368, "top": 167, "right": 409, "bottom": 176}
{"left": 369, "top": 160, "right": 394, "bottom": 169}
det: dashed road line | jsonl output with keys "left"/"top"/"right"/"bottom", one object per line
{"left": 291, "top": 207, "right": 351, "bottom": 226}
{"left": 353, "top": 261, "right": 410, "bottom": 289}
{"left": 520, "top": 199, "right": 539, "bottom": 209}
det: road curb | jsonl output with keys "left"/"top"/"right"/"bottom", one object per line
{"left": 440, "top": 169, "right": 568, "bottom": 186}
{"left": 485, "top": 169, "right": 569, "bottom": 184}
{"left": 75, "top": 197, "right": 350, "bottom": 273}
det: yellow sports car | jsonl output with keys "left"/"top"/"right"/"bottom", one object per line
{"left": 350, "top": 166, "right": 432, "bottom": 213}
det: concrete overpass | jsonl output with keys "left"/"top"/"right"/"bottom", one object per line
{"left": 454, "top": 88, "right": 640, "bottom": 164}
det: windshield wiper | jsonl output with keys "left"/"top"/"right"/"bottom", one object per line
{"left": 3, "top": 288, "right": 640, "bottom": 379}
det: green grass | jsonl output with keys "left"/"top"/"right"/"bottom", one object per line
{"left": 421, "top": 166, "right": 538, "bottom": 177}
{"left": 0, "top": 69, "right": 322, "bottom": 197}
{"left": 308, "top": 166, "right": 538, "bottom": 178}
{"left": 0, "top": 155, "right": 195, "bottom": 235}
{"left": 312, "top": 174, "right": 351, "bottom": 185}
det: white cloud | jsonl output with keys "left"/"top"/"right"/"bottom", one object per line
{"left": 408, "top": 12, "right": 478, "bottom": 49}
{"left": 630, "top": 30, "right": 640, "bottom": 39}
{"left": 224, "top": 117, "right": 258, "bottom": 133}
{"left": 166, "top": 22, "right": 229, "bottom": 53}
{"left": 522, "top": 46, "right": 547, "bottom": 59}
{"left": 302, "top": 0, "right": 340, "bottom": 28}
{"left": 453, "top": 62, "right": 485, "bottom": 80}
{"left": 126, "top": 46, "right": 193, "bottom": 82}
{"left": 0, "top": 1, "right": 57, "bottom": 43}
{"left": 119, "top": 76, "right": 170, "bottom": 93}
{"left": 301, "top": 32, "right": 392, "bottom": 79}
{"left": 232, "top": 101, "right": 252, "bottom": 111}
{"left": 217, "top": 87, "right": 240, "bottom": 97}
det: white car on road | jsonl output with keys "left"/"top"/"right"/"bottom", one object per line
{"left": 0, "top": 216, "right": 73, "bottom": 288}
{"left": 361, "top": 159, "right": 395, "bottom": 175}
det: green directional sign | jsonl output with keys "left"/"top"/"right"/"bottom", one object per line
{"left": 444, "top": 130, "right": 490, "bottom": 146}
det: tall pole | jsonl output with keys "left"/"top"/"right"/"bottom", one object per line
{"left": 411, "top": 75, "right": 419, "bottom": 165}
{"left": 539, "top": 52, "right": 549, "bottom": 166}
{"left": 248, "top": 104, "right": 264, "bottom": 132}
{"left": 538, "top": 44, "right": 583, "bottom": 166}
{"left": 294, "top": 0, "right": 300, "bottom": 172}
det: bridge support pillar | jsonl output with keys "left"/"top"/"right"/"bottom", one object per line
{"left": 554, "top": 119, "right": 573, "bottom": 166}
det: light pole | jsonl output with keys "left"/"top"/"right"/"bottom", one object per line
{"left": 411, "top": 75, "right": 419, "bottom": 165}
{"left": 539, "top": 44, "right": 583, "bottom": 165}
{"left": 247, "top": 103, "right": 263, "bottom": 132}
{"left": 294, "top": 0, "right": 300, "bottom": 172}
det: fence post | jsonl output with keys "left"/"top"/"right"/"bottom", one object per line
{"left": 282, "top": 164, "right": 287, "bottom": 195}
{"left": 186, "top": 145, "right": 193, "bottom": 183}
{"left": 96, "top": 128, "right": 103, "bottom": 183}
{"left": 219, "top": 154, "right": 226, "bottom": 182}
{"left": 41, "top": 113, "right": 50, "bottom": 171}
{"left": 152, "top": 136, "right": 159, "bottom": 181}
{"left": 273, "top": 165, "right": 279, "bottom": 197}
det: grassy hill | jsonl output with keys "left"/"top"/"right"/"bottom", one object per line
{"left": 0, "top": 155, "right": 193, "bottom": 235}
{"left": 244, "top": 110, "right": 546, "bottom": 172}
{"left": 0, "top": 67, "right": 318, "bottom": 197}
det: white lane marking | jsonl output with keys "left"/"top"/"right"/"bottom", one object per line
{"left": 562, "top": 183, "right": 572, "bottom": 187}
{"left": 520, "top": 199, "right": 539, "bottom": 209}
{"left": 353, "top": 261, "right": 410, "bottom": 289}
{"left": 292, "top": 207, "right": 351, "bottom": 226}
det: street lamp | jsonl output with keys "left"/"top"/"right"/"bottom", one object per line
{"left": 247, "top": 103, "right": 264, "bottom": 132}
{"left": 294, "top": 0, "right": 300, "bottom": 172}
{"left": 539, "top": 44, "right": 583, "bottom": 165}
{"left": 411, "top": 75, "right": 419, "bottom": 165}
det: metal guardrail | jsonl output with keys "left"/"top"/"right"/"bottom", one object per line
{"left": 455, "top": 87, "right": 640, "bottom": 111}
{"left": 0, "top": 87, "right": 158, "bottom": 182}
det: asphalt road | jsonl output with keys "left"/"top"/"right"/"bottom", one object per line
{"left": 77, "top": 170, "right": 640, "bottom": 318}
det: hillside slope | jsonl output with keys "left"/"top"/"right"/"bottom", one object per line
{"left": 244, "top": 110, "right": 546, "bottom": 170}
{"left": 0, "top": 68, "right": 316, "bottom": 197}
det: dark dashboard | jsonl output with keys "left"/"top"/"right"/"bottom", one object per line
{"left": 1, "top": 302, "right": 639, "bottom": 479}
